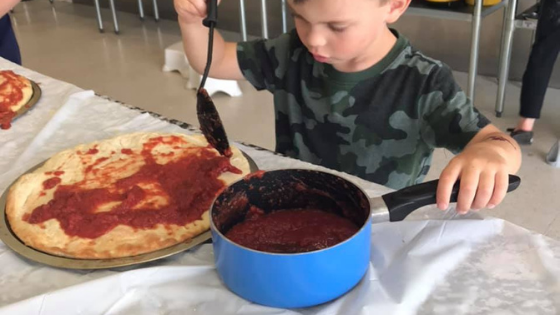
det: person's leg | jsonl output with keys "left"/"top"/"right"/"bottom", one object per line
{"left": 519, "top": 6, "right": 560, "bottom": 121}
{"left": 517, "top": 31, "right": 560, "bottom": 129}
{"left": 512, "top": 0, "right": 560, "bottom": 144}
{"left": 0, "top": 15, "right": 21, "bottom": 65}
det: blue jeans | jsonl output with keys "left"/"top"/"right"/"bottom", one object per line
{"left": 0, "top": 14, "right": 21, "bottom": 65}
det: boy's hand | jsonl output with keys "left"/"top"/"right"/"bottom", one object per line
{"left": 174, "top": 0, "right": 241, "bottom": 80}
{"left": 174, "top": 0, "right": 220, "bottom": 24}
{"left": 436, "top": 125, "right": 521, "bottom": 214}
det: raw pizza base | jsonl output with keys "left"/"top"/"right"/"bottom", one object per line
{"left": 0, "top": 70, "right": 33, "bottom": 113}
{"left": 6, "top": 133, "right": 250, "bottom": 259}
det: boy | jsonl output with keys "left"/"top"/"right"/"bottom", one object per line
{"left": 174, "top": 0, "right": 521, "bottom": 214}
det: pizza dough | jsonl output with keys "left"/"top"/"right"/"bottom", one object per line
{"left": 0, "top": 70, "right": 33, "bottom": 129}
{"left": 6, "top": 132, "right": 251, "bottom": 259}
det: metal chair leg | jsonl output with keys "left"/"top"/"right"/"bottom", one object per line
{"left": 260, "top": 0, "right": 268, "bottom": 39}
{"left": 153, "top": 0, "right": 159, "bottom": 22}
{"left": 495, "top": 0, "right": 518, "bottom": 117}
{"left": 467, "top": 0, "right": 483, "bottom": 102}
{"left": 94, "top": 0, "right": 104, "bottom": 33}
{"left": 239, "top": 0, "right": 247, "bottom": 41}
{"left": 546, "top": 139, "right": 560, "bottom": 168}
{"left": 281, "top": 0, "right": 287, "bottom": 33}
{"left": 108, "top": 0, "right": 120, "bottom": 34}
{"left": 138, "top": 0, "right": 145, "bottom": 20}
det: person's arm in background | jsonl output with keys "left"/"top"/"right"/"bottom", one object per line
{"left": 1, "top": 0, "right": 22, "bottom": 17}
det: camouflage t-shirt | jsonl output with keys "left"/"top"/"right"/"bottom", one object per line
{"left": 237, "top": 29, "right": 490, "bottom": 189}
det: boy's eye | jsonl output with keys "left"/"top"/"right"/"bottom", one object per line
{"left": 328, "top": 25, "right": 346, "bottom": 33}
{"left": 292, "top": 14, "right": 309, "bottom": 25}
{"left": 291, "top": 13, "right": 303, "bottom": 21}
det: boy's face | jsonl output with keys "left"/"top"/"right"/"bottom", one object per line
{"left": 289, "top": 0, "right": 408, "bottom": 70}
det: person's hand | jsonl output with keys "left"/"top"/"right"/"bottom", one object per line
{"left": 174, "top": 0, "right": 221, "bottom": 24}
{"left": 436, "top": 142, "right": 510, "bottom": 214}
{"left": 1, "top": 0, "right": 22, "bottom": 16}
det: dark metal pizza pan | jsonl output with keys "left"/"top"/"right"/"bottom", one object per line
{"left": 12, "top": 80, "right": 41, "bottom": 122}
{"left": 0, "top": 150, "right": 258, "bottom": 270}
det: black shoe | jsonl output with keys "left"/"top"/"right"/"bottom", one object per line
{"left": 507, "top": 128, "right": 534, "bottom": 145}
{"left": 521, "top": 11, "right": 539, "bottom": 20}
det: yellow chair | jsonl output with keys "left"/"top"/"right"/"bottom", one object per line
{"left": 465, "top": 0, "right": 502, "bottom": 6}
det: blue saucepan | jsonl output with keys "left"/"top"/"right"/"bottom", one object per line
{"left": 210, "top": 169, "right": 520, "bottom": 308}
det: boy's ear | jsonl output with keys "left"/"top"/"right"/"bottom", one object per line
{"left": 386, "top": 0, "right": 411, "bottom": 24}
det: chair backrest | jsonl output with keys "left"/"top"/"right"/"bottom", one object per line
{"left": 238, "top": 0, "right": 288, "bottom": 41}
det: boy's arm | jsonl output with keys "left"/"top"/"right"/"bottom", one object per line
{"left": 436, "top": 125, "right": 521, "bottom": 214}
{"left": 419, "top": 64, "right": 521, "bottom": 214}
{"left": 175, "top": 0, "right": 244, "bottom": 80}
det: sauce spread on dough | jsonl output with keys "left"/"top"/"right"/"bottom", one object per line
{"left": 0, "top": 71, "right": 28, "bottom": 130}
{"left": 225, "top": 207, "right": 360, "bottom": 253}
{"left": 27, "top": 136, "right": 242, "bottom": 239}
{"left": 46, "top": 171, "right": 65, "bottom": 176}
{"left": 85, "top": 148, "right": 99, "bottom": 155}
{"left": 43, "top": 177, "right": 61, "bottom": 190}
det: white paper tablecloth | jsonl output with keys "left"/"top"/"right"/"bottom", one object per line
{"left": 1, "top": 58, "right": 559, "bottom": 314}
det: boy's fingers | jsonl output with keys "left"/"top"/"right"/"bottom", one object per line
{"left": 175, "top": 0, "right": 206, "bottom": 18}
{"left": 456, "top": 169, "right": 480, "bottom": 214}
{"left": 488, "top": 171, "right": 508, "bottom": 208}
{"left": 192, "top": 0, "right": 221, "bottom": 17}
{"left": 437, "top": 163, "right": 461, "bottom": 210}
{"left": 471, "top": 171, "right": 495, "bottom": 210}
{"left": 189, "top": 1, "right": 207, "bottom": 17}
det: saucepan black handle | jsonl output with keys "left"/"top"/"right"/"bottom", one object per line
{"left": 382, "top": 175, "right": 521, "bottom": 222}
{"left": 203, "top": 0, "right": 218, "bottom": 27}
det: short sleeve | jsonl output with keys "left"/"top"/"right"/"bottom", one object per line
{"left": 420, "top": 65, "right": 491, "bottom": 154}
{"left": 236, "top": 31, "right": 296, "bottom": 93}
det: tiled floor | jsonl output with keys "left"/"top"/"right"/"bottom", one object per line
{"left": 9, "top": 0, "right": 560, "bottom": 240}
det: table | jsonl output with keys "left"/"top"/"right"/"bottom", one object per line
{"left": 1, "top": 58, "right": 560, "bottom": 314}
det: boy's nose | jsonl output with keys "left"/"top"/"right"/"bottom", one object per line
{"left": 306, "top": 29, "right": 327, "bottom": 49}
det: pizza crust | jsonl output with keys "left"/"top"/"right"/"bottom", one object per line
{"left": 0, "top": 70, "right": 33, "bottom": 113}
{"left": 6, "top": 133, "right": 251, "bottom": 259}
